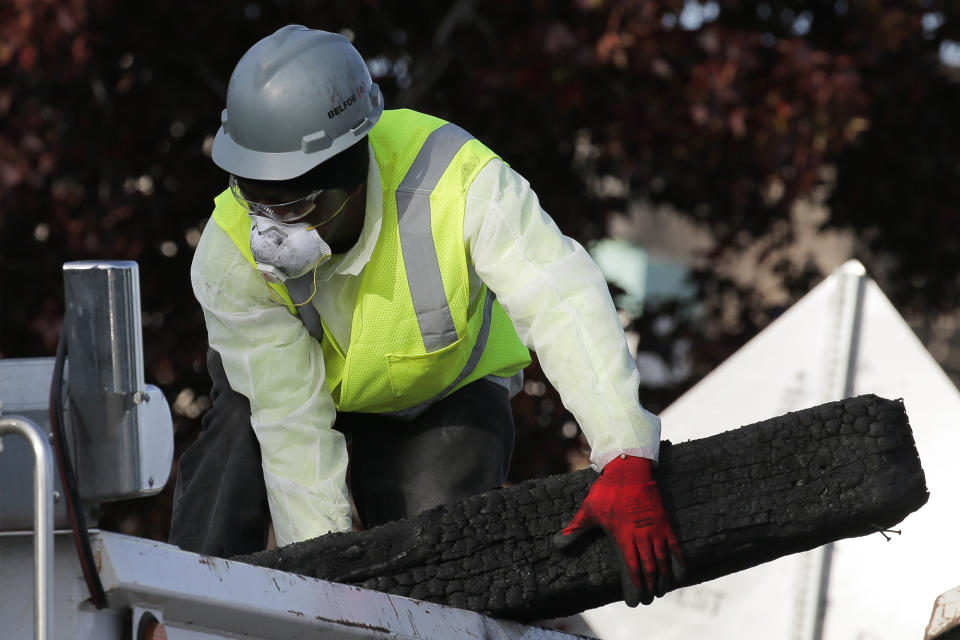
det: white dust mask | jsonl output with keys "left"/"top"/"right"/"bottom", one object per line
{"left": 249, "top": 215, "right": 332, "bottom": 283}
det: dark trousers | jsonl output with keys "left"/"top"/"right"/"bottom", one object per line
{"left": 169, "top": 349, "right": 515, "bottom": 557}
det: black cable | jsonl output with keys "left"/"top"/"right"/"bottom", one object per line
{"left": 49, "top": 319, "right": 108, "bottom": 609}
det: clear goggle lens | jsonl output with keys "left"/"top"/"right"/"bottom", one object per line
{"left": 229, "top": 175, "right": 351, "bottom": 224}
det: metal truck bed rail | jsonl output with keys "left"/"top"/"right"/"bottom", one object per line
{"left": 0, "top": 530, "right": 587, "bottom": 639}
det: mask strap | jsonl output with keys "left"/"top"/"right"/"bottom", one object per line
{"left": 262, "top": 262, "right": 322, "bottom": 309}
{"left": 305, "top": 183, "right": 362, "bottom": 231}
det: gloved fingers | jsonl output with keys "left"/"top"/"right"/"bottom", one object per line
{"left": 552, "top": 528, "right": 586, "bottom": 550}
{"left": 671, "top": 552, "right": 687, "bottom": 585}
{"left": 636, "top": 534, "right": 659, "bottom": 596}
{"left": 668, "top": 534, "right": 685, "bottom": 560}
{"left": 617, "top": 551, "right": 645, "bottom": 607}
{"left": 653, "top": 536, "right": 671, "bottom": 581}
{"left": 615, "top": 534, "right": 650, "bottom": 607}
{"left": 656, "top": 572, "right": 673, "bottom": 598}
{"left": 666, "top": 531, "right": 686, "bottom": 580}
{"left": 652, "top": 537, "right": 671, "bottom": 596}
{"left": 554, "top": 506, "right": 596, "bottom": 550}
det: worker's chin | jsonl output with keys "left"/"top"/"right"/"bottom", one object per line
{"left": 328, "top": 236, "right": 359, "bottom": 255}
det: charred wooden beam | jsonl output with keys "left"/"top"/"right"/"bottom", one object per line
{"left": 238, "top": 394, "right": 928, "bottom": 622}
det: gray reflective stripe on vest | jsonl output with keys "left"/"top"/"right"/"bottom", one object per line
{"left": 396, "top": 122, "right": 474, "bottom": 351}
{"left": 386, "top": 288, "right": 497, "bottom": 420}
{"left": 436, "top": 288, "right": 497, "bottom": 395}
{"left": 287, "top": 273, "right": 325, "bottom": 343}
{"left": 288, "top": 122, "right": 496, "bottom": 414}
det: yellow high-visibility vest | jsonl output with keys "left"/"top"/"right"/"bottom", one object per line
{"left": 211, "top": 109, "right": 531, "bottom": 412}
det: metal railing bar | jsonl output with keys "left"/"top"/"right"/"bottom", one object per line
{"left": 0, "top": 415, "right": 54, "bottom": 640}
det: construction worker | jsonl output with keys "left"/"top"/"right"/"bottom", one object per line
{"left": 171, "top": 24, "right": 683, "bottom": 606}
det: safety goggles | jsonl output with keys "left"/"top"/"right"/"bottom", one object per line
{"left": 229, "top": 174, "right": 353, "bottom": 224}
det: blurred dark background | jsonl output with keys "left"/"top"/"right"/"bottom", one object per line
{"left": 2, "top": 0, "right": 959, "bottom": 542}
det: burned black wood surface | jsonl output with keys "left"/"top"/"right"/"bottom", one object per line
{"left": 238, "top": 395, "right": 928, "bottom": 622}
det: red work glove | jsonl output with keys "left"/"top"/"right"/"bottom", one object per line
{"left": 556, "top": 455, "right": 685, "bottom": 606}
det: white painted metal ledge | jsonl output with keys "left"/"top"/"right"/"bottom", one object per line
{"left": 94, "top": 531, "right": 586, "bottom": 640}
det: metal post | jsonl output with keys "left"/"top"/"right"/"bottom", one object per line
{"left": 0, "top": 415, "right": 54, "bottom": 640}
{"left": 794, "top": 261, "right": 868, "bottom": 640}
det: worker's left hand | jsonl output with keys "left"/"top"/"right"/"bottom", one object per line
{"left": 555, "top": 455, "right": 685, "bottom": 606}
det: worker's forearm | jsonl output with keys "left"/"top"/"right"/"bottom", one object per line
{"left": 206, "top": 312, "right": 351, "bottom": 546}
{"left": 192, "top": 223, "right": 351, "bottom": 546}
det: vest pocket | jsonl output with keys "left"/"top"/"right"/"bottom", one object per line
{"left": 386, "top": 334, "right": 468, "bottom": 404}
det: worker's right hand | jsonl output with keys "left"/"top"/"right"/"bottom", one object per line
{"left": 555, "top": 455, "right": 685, "bottom": 606}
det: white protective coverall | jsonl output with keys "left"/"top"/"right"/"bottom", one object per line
{"left": 191, "top": 147, "right": 661, "bottom": 547}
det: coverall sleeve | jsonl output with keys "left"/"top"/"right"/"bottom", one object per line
{"left": 463, "top": 159, "right": 661, "bottom": 468}
{"left": 190, "top": 221, "right": 352, "bottom": 547}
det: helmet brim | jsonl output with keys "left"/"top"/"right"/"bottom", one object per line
{"left": 212, "top": 108, "right": 381, "bottom": 181}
